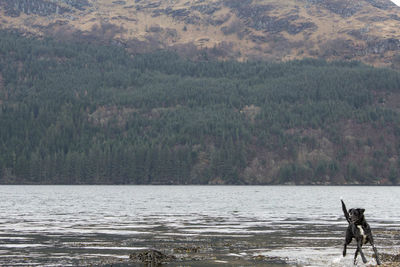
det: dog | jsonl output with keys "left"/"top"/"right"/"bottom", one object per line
{"left": 341, "top": 199, "right": 381, "bottom": 265}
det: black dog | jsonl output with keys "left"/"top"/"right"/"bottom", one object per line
{"left": 341, "top": 199, "right": 381, "bottom": 265}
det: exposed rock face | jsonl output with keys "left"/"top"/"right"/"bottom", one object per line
{"left": 305, "top": 0, "right": 397, "bottom": 17}
{"left": 0, "top": 0, "right": 90, "bottom": 17}
{"left": 225, "top": 1, "right": 316, "bottom": 34}
{"left": 191, "top": 3, "right": 221, "bottom": 15}
{"left": 391, "top": 14, "right": 400, "bottom": 21}
{"left": 58, "top": 0, "right": 90, "bottom": 11}
{"left": 0, "top": 0, "right": 69, "bottom": 17}
{"left": 225, "top": 0, "right": 273, "bottom": 19}
{"left": 135, "top": 1, "right": 161, "bottom": 10}
{"left": 305, "top": 0, "right": 362, "bottom": 17}
{"left": 367, "top": 38, "right": 400, "bottom": 54}
{"left": 364, "top": 0, "right": 397, "bottom": 10}
{"left": 250, "top": 15, "right": 316, "bottom": 34}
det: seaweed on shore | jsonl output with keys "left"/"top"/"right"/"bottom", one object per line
{"left": 377, "top": 253, "right": 400, "bottom": 266}
{"left": 129, "top": 249, "right": 176, "bottom": 265}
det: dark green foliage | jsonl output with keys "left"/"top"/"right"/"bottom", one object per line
{"left": 1, "top": 30, "right": 400, "bottom": 184}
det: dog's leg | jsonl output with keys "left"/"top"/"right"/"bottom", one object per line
{"left": 369, "top": 234, "right": 381, "bottom": 265}
{"left": 353, "top": 246, "right": 359, "bottom": 265}
{"left": 357, "top": 240, "right": 367, "bottom": 264}
{"left": 366, "top": 225, "right": 381, "bottom": 265}
{"left": 373, "top": 245, "right": 381, "bottom": 265}
{"left": 343, "top": 227, "right": 352, "bottom": 257}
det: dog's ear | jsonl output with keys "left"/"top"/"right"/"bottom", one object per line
{"left": 358, "top": 208, "right": 365, "bottom": 214}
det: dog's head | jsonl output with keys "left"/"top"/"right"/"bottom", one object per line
{"left": 348, "top": 208, "right": 365, "bottom": 223}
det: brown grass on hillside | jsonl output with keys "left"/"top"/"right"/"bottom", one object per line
{"left": 0, "top": 0, "right": 399, "bottom": 66}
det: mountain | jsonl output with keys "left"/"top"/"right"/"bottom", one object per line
{"left": 0, "top": 0, "right": 400, "bottom": 67}
{"left": 1, "top": 1, "right": 400, "bottom": 185}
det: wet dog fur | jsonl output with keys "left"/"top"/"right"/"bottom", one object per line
{"left": 341, "top": 199, "right": 381, "bottom": 265}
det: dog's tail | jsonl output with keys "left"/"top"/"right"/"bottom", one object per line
{"left": 341, "top": 198, "right": 350, "bottom": 223}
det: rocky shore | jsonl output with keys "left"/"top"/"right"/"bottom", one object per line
{"left": 80, "top": 247, "right": 400, "bottom": 266}
{"left": 127, "top": 248, "right": 290, "bottom": 266}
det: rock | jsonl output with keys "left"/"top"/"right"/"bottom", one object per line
{"left": 0, "top": 0, "right": 90, "bottom": 17}
{"left": 305, "top": 0, "right": 362, "bottom": 18}
{"left": 135, "top": 2, "right": 161, "bottom": 11}
{"left": 364, "top": 0, "right": 397, "bottom": 10}
{"left": 191, "top": 4, "right": 221, "bottom": 15}
{"left": 0, "top": 0, "right": 69, "bottom": 17}
{"left": 59, "top": 0, "right": 90, "bottom": 11}
{"left": 224, "top": 1, "right": 315, "bottom": 34}
{"left": 390, "top": 14, "right": 400, "bottom": 21}
{"left": 129, "top": 249, "right": 176, "bottom": 265}
{"left": 367, "top": 38, "right": 400, "bottom": 54}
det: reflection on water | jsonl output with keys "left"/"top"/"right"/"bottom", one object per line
{"left": 0, "top": 186, "right": 399, "bottom": 266}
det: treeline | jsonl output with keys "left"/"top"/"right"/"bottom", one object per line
{"left": 1, "top": 30, "right": 400, "bottom": 184}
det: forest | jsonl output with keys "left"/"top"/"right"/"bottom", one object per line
{"left": 1, "top": 30, "right": 400, "bottom": 184}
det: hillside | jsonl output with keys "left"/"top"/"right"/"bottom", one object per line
{"left": 1, "top": 31, "right": 400, "bottom": 185}
{"left": 0, "top": 0, "right": 399, "bottom": 67}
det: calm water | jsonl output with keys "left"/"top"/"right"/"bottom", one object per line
{"left": 0, "top": 186, "right": 399, "bottom": 266}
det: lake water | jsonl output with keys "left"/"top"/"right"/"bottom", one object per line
{"left": 0, "top": 186, "right": 399, "bottom": 266}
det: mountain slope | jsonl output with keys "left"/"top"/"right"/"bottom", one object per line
{"left": 0, "top": 0, "right": 399, "bottom": 66}
{"left": 1, "top": 31, "right": 400, "bottom": 185}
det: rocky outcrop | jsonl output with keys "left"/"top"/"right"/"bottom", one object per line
{"left": 135, "top": 1, "right": 161, "bottom": 10}
{"left": 390, "top": 14, "right": 400, "bottom": 21}
{"left": 306, "top": 0, "right": 396, "bottom": 17}
{"left": 225, "top": 1, "right": 315, "bottom": 34}
{"left": 305, "top": 0, "right": 362, "bottom": 17}
{"left": 191, "top": 3, "right": 221, "bottom": 15}
{"left": 129, "top": 250, "right": 176, "bottom": 265}
{"left": 0, "top": 0, "right": 90, "bottom": 17}
{"left": 225, "top": 0, "right": 273, "bottom": 21}
{"left": 0, "top": 0, "right": 69, "bottom": 17}
{"left": 364, "top": 0, "right": 397, "bottom": 10}
{"left": 58, "top": 0, "right": 90, "bottom": 11}
{"left": 252, "top": 16, "right": 316, "bottom": 34}
{"left": 321, "top": 37, "right": 400, "bottom": 59}
{"left": 367, "top": 38, "right": 400, "bottom": 54}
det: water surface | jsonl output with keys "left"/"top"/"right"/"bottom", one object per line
{"left": 0, "top": 186, "right": 399, "bottom": 266}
